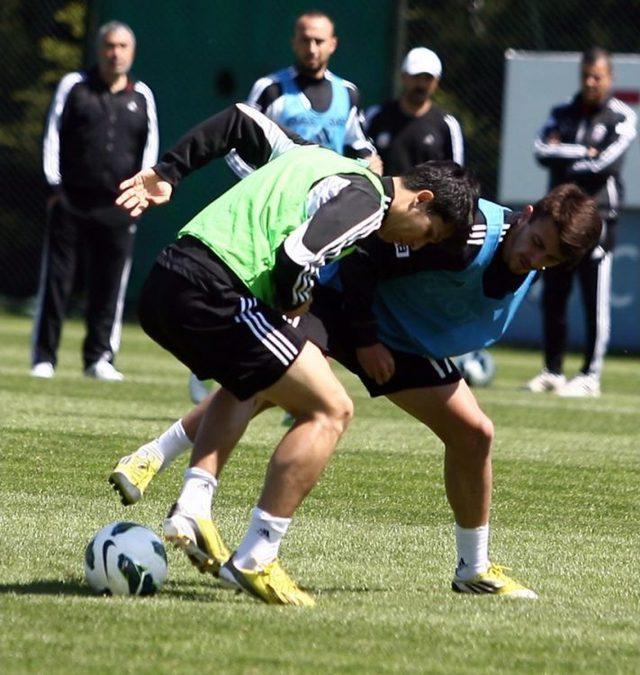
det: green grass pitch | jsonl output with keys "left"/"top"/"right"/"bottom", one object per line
{"left": 1, "top": 313, "right": 638, "bottom": 673}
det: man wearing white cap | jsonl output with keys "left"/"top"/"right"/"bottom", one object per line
{"left": 366, "top": 47, "right": 465, "bottom": 174}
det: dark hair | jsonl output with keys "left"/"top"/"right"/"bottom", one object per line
{"left": 582, "top": 47, "right": 612, "bottom": 72}
{"left": 401, "top": 160, "right": 479, "bottom": 244}
{"left": 532, "top": 184, "right": 602, "bottom": 262}
{"left": 295, "top": 11, "right": 335, "bottom": 34}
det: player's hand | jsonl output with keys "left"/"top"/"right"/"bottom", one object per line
{"left": 284, "top": 299, "right": 312, "bottom": 319}
{"left": 367, "top": 153, "right": 384, "bottom": 176}
{"left": 546, "top": 132, "right": 561, "bottom": 144}
{"left": 356, "top": 342, "right": 395, "bottom": 385}
{"left": 587, "top": 146, "right": 599, "bottom": 158}
{"left": 116, "top": 168, "right": 173, "bottom": 217}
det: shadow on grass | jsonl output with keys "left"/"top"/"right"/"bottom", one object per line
{"left": 313, "top": 585, "right": 390, "bottom": 595}
{"left": 0, "top": 578, "right": 225, "bottom": 602}
{"left": 0, "top": 578, "right": 393, "bottom": 602}
{"left": 0, "top": 579, "right": 94, "bottom": 596}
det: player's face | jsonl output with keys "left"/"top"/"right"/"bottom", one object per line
{"left": 503, "top": 213, "right": 565, "bottom": 274}
{"left": 292, "top": 16, "right": 337, "bottom": 77}
{"left": 98, "top": 28, "right": 135, "bottom": 78}
{"left": 580, "top": 58, "right": 612, "bottom": 106}
{"left": 401, "top": 73, "right": 439, "bottom": 106}
{"left": 379, "top": 195, "right": 454, "bottom": 249}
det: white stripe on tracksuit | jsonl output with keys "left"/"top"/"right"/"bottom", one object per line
{"left": 444, "top": 114, "right": 465, "bottom": 165}
{"left": 108, "top": 250, "right": 134, "bottom": 358}
{"left": 133, "top": 81, "right": 160, "bottom": 169}
{"left": 42, "top": 71, "right": 86, "bottom": 186}
{"left": 589, "top": 252, "right": 612, "bottom": 377}
{"left": 31, "top": 227, "right": 52, "bottom": 363}
{"left": 235, "top": 298, "right": 299, "bottom": 366}
{"left": 287, "top": 207, "right": 384, "bottom": 307}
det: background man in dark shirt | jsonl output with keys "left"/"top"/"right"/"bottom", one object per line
{"left": 526, "top": 47, "right": 637, "bottom": 397}
{"left": 365, "top": 47, "right": 464, "bottom": 174}
{"left": 31, "top": 20, "right": 158, "bottom": 381}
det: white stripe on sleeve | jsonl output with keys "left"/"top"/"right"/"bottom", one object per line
{"left": 444, "top": 114, "right": 465, "bottom": 165}
{"left": 42, "top": 71, "right": 85, "bottom": 186}
{"left": 134, "top": 81, "right": 159, "bottom": 168}
{"left": 235, "top": 102, "right": 298, "bottom": 160}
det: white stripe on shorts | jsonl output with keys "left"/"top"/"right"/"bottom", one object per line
{"left": 236, "top": 298, "right": 298, "bottom": 366}
{"left": 427, "top": 357, "right": 447, "bottom": 379}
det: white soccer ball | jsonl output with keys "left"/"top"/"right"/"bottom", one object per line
{"left": 84, "top": 521, "right": 168, "bottom": 596}
{"left": 454, "top": 349, "right": 497, "bottom": 388}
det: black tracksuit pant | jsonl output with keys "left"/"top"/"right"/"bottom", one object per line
{"left": 31, "top": 198, "right": 136, "bottom": 369}
{"left": 542, "top": 218, "right": 615, "bottom": 379}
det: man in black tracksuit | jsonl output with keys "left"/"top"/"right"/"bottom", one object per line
{"left": 365, "top": 47, "right": 465, "bottom": 174}
{"left": 31, "top": 21, "right": 159, "bottom": 381}
{"left": 526, "top": 47, "right": 637, "bottom": 397}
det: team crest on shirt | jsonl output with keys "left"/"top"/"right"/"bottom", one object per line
{"left": 394, "top": 243, "right": 411, "bottom": 258}
{"left": 591, "top": 123, "right": 607, "bottom": 144}
{"left": 422, "top": 133, "right": 435, "bottom": 145}
{"left": 375, "top": 132, "right": 391, "bottom": 149}
{"left": 127, "top": 100, "right": 138, "bottom": 113}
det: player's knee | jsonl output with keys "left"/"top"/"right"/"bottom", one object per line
{"left": 320, "top": 391, "right": 354, "bottom": 437}
{"left": 471, "top": 413, "right": 494, "bottom": 451}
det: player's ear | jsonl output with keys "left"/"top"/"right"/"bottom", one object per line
{"left": 416, "top": 189, "right": 435, "bottom": 205}
{"left": 520, "top": 204, "right": 534, "bottom": 222}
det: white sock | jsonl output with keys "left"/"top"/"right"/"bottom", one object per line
{"left": 154, "top": 420, "right": 193, "bottom": 470}
{"left": 175, "top": 467, "right": 217, "bottom": 519}
{"left": 233, "top": 507, "right": 291, "bottom": 570}
{"left": 455, "top": 523, "right": 489, "bottom": 579}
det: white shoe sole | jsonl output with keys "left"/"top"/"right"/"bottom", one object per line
{"left": 163, "top": 515, "right": 220, "bottom": 575}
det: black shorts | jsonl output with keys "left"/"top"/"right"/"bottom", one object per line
{"left": 301, "top": 286, "right": 461, "bottom": 397}
{"left": 138, "top": 239, "right": 306, "bottom": 401}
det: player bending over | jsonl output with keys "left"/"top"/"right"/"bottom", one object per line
{"left": 111, "top": 103, "right": 478, "bottom": 606}
{"left": 111, "top": 180, "right": 600, "bottom": 601}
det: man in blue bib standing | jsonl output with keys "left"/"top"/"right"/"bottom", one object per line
{"left": 189, "top": 9, "right": 382, "bottom": 403}
{"left": 246, "top": 10, "right": 379, "bottom": 166}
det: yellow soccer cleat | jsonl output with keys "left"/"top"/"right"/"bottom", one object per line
{"left": 219, "top": 554, "right": 316, "bottom": 607}
{"left": 452, "top": 563, "right": 538, "bottom": 599}
{"left": 163, "top": 503, "right": 230, "bottom": 576}
{"left": 108, "top": 444, "right": 162, "bottom": 505}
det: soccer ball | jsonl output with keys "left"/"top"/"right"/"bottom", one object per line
{"left": 84, "top": 521, "right": 168, "bottom": 596}
{"left": 454, "top": 349, "right": 496, "bottom": 388}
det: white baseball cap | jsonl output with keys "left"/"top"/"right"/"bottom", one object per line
{"left": 401, "top": 47, "right": 442, "bottom": 78}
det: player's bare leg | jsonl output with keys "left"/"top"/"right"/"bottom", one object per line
{"left": 388, "top": 379, "right": 492, "bottom": 528}
{"left": 171, "top": 342, "right": 352, "bottom": 604}
{"left": 189, "top": 342, "right": 352, "bottom": 516}
{"left": 387, "top": 381, "right": 536, "bottom": 598}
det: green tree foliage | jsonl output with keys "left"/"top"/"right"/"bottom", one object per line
{"left": 0, "top": 1, "right": 85, "bottom": 297}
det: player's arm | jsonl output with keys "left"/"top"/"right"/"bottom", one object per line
{"left": 134, "top": 81, "right": 160, "bottom": 169}
{"left": 42, "top": 72, "right": 84, "bottom": 199}
{"left": 154, "top": 102, "right": 308, "bottom": 184}
{"left": 533, "top": 107, "right": 589, "bottom": 167}
{"left": 246, "top": 77, "right": 282, "bottom": 117}
{"left": 342, "top": 84, "right": 380, "bottom": 166}
{"left": 443, "top": 113, "right": 465, "bottom": 165}
{"left": 338, "top": 230, "right": 481, "bottom": 384}
{"left": 567, "top": 106, "right": 637, "bottom": 176}
{"left": 272, "top": 175, "right": 384, "bottom": 312}
{"left": 334, "top": 242, "right": 396, "bottom": 384}
{"left": 116, "top": 103, "right": 310, "bottom": 216}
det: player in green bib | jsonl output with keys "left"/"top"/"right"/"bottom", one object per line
{"left": 115, "top": 103, "right": 478, "bottom": 605}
